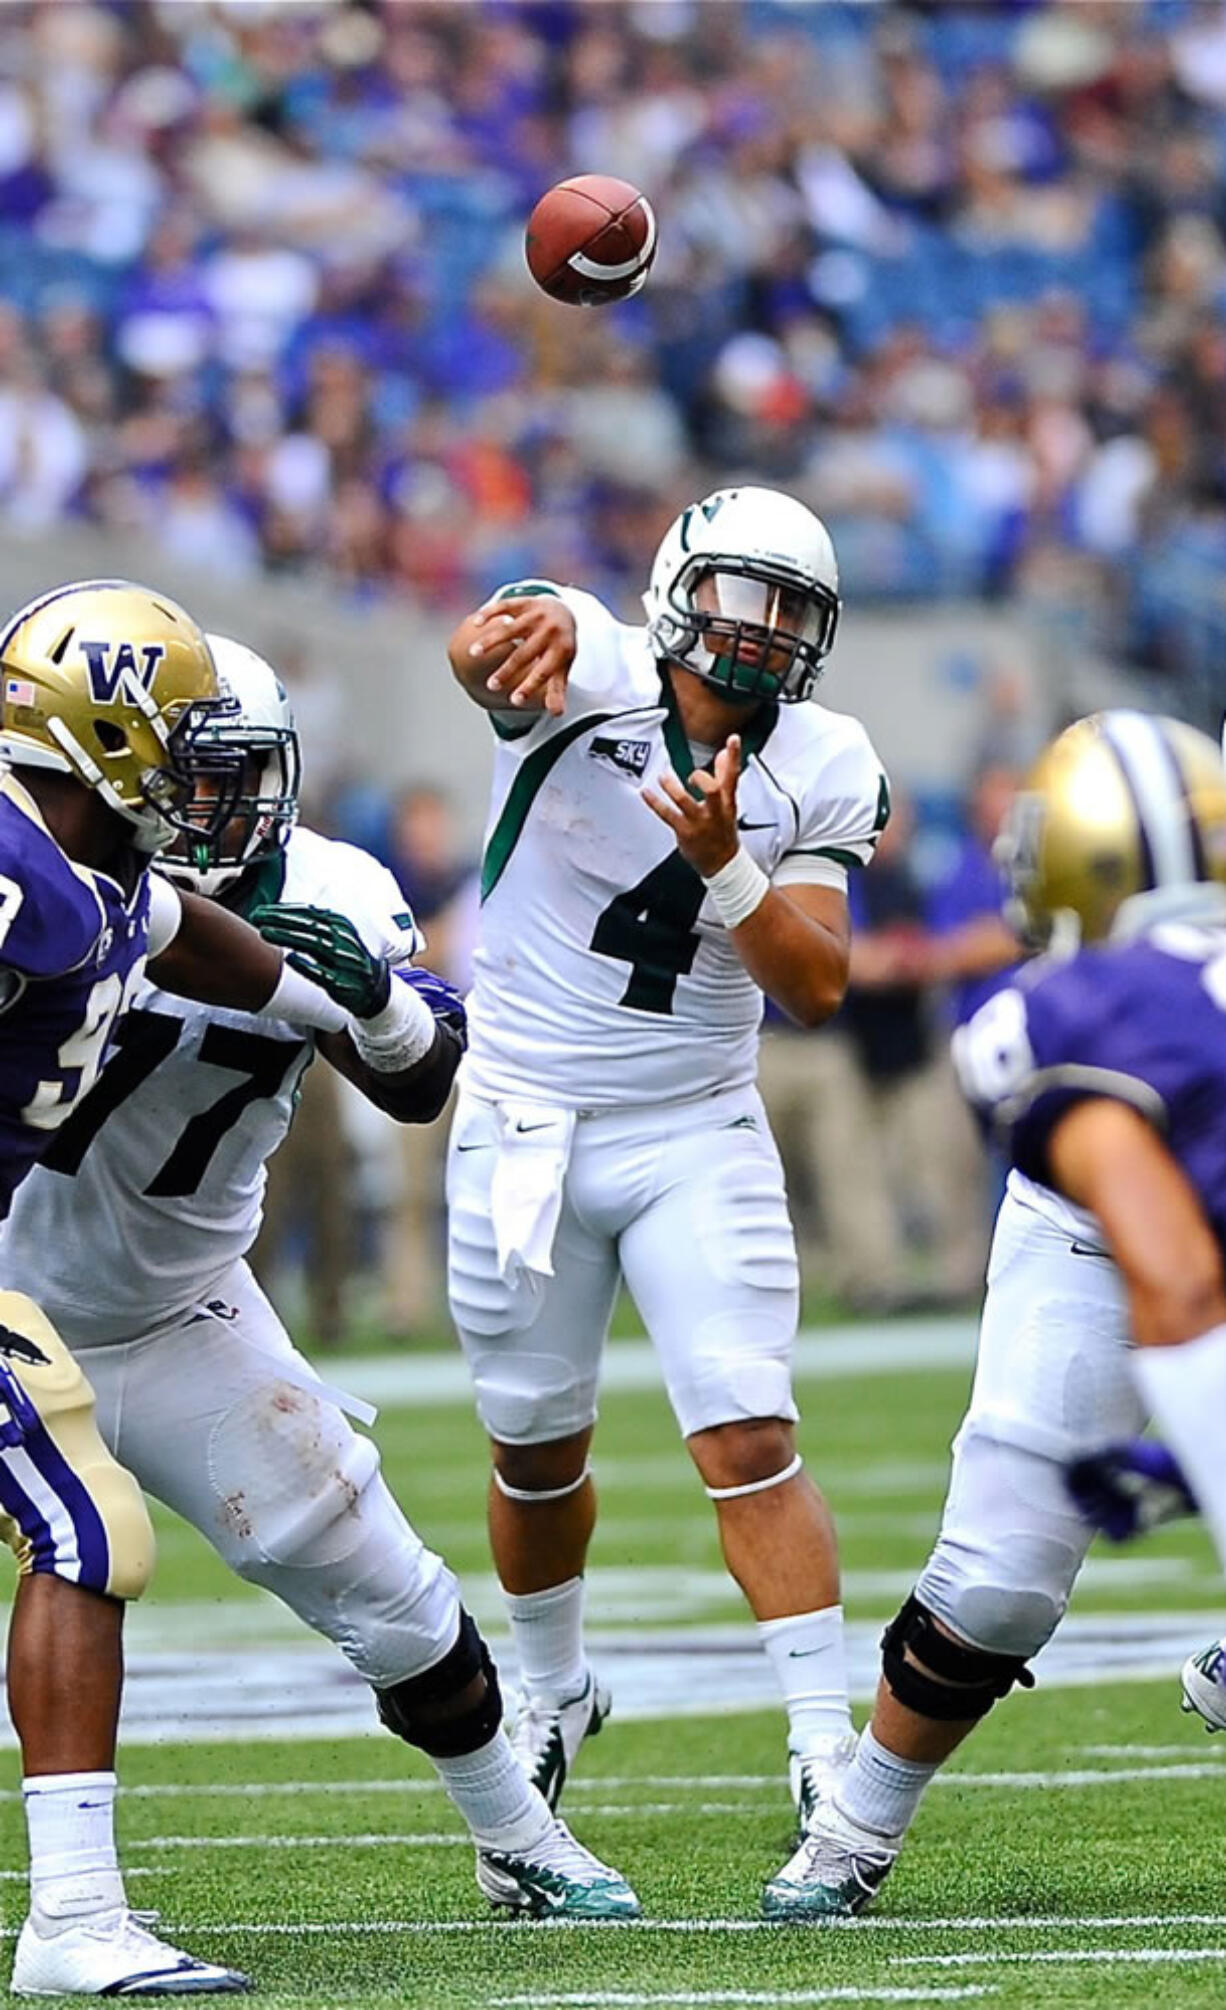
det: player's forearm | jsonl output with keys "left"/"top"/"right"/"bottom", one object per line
{"left": 149, "top": 893, "right": 347, "bottom": 1032}
{"left": 730, "top": 887, "right": 850, "bottom": 1027}
{"left": 318, "top": 1022, "right": 462, "bottom": 1122}
{"left": 151, "top": 892, "right": 283, "bottom": 1011}
{"left": 1048, "top": 1100, "right": 1226, "bottom": 1347}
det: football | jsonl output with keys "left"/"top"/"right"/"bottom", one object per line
{"left": 524, "top": 174, "right": 657, "bottom": 306}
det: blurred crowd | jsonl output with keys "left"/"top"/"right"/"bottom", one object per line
{"left": 1, "top": 1, "right": 1226, "bottom": 722}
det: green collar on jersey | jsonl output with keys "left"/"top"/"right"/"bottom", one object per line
{"left": 658, "top": 665, "right": 778, "bottom": 796}
{"left": 225, "top": 849, "right": 288, "bottom": 921}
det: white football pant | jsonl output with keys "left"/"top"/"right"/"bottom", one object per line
{"left": 448, "top": 1082, "right": 801, "bottom": 1444}
{"left": 916, "top": 1189, "right": 1142, "bottom": 1658}
{"left": 78, "top": 1262, "right": 461, "bottom": 1689}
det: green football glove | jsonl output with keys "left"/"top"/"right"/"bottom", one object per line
{"left": 251, "top": 903, "right": 392, "bottom": 1020}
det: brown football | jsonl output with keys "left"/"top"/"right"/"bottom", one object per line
{"left": 525, "top": 174, "right": 657, "bottom": 306}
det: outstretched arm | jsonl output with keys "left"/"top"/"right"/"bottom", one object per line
{"left": 249, "top": 905, "right": 466, "bottom": 1123}
{"left": 150, "top": 889, "right": 344, "bottom": 1026}
{"left": 1046, "top": 1099, "right": 1226, "bottom": 1348}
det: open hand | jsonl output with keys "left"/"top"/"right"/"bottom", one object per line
{"left": 251, "top": 904, "right": 392, "bottom": 1020}
{"left": 642, "top": 734, "right": 742, "bottom": 879}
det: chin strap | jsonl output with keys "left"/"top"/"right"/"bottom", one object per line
{"left": 706, "top": 1452, "right": 803, "bottom": 1501}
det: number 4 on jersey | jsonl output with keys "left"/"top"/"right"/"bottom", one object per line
{"left": 590, "top": 853, "right": 706, "bottom": 1014}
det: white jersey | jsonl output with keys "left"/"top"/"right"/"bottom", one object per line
{"left": 0, "top": 825, "right": 421, "bottom": 1345}
{"left": 464, "top": 584, "right": 888, "bottom": 1108}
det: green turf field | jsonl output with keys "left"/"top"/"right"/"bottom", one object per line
{"left": 4, "top": 1318, "right": 1225, "bottom": 2006}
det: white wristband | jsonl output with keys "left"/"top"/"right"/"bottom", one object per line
{"left": 349, "top": 975, "right": 436, "bottom": 1073}
{"left": 703, "top": 846, "right": 770, "bottom": 929}
{"left": 266, "top": 962, "right": 349, "bottom": 1035}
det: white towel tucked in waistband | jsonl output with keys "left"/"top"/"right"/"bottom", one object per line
{"left": 489, "top": 1100, "right": 577, "bottom": 1286}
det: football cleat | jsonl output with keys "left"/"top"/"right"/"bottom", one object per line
{"left": 763, "top": 1800, "right": 901, "bottom": 1922}
{"left": 789, "top": 1731, "right": 859, "bottom": 1840}
{"left": 475, "top": 1816, "right": 641, "bottom": 1920}
{"left": 510, "top": 1668, "right": 610, "bottom": 1810}
{"left": 11, "top": 1906, "right": 251, "bottom": 1995}
{"left": 1181, "top": 1638, "right": 1226, "bottom": 1732}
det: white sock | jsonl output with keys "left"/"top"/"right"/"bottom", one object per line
{"left": 1134, "top": 1327, "right": 1226, "bottom": 1569}
{"left": 503, "top": 1576, "right": 587, "bottom": 1702}
{"left": 758, "top": 1605, "right": 853, "bottom": 1754}
{"left": 834, "top": 1724, "right": 936, "bottom": 1840}
{"left": 24, "top": 1772, "right": 125, "bottom": 1921}
{"left": 433, "top": 1730, "right": 554, "bottom": 1852}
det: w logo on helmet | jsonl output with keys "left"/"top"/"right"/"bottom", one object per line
{"left": 78, "top": 640, "right": 166, "bottom": 705}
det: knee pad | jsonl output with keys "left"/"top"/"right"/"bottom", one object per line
{"left": 881, "top": 1593, "right": 1035, "bottom": 1724}
{"left": 376, "top": 1608, "right": 503, "bottom": 1758}
{"left": 0, "top": 1295, "right": 154, "bottom": 1601}
{"left": 207, "top": 1381, "right": 381, "bottom": 1573}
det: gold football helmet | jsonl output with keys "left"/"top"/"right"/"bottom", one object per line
{"left": 999, "top": 709, "right": 1226, "bottom": 947}
{"left": 0, "top": 580, "right": 244, "bottom": 853}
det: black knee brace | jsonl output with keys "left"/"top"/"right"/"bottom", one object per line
{"left": 881, "top": 1593, "right": 1035, "bottom": 1723}
{"left": 375, "top": 1609, "right": 504, "bottom": 1758}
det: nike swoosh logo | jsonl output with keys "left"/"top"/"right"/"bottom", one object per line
{"left": 1070, "top": 1241, "right": 1110, "bottom": 1258}
{"left": 514, "top": 1121, "right": 553, "bottom": 1135}
{"left": 456, "top": 1142, "right": 491, "bottom": 1153}
{"left": 737, "top": 818, "right": 773, "bottom": 831}
{"left": 787, "top": 1647, "right": 825, "bottom": 1659}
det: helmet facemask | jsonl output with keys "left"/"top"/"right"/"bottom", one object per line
{"left": 656, "top": 554, "right": 840, "bottom": 704}
{"left": 166, "top": 716, "right": 301, "bottom": 894}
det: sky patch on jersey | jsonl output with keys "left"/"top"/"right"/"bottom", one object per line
{"left": 588, "top": 734, "right": 652, "bottom": 779}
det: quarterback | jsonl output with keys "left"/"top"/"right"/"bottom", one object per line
{"left": 778, "top": 710, "right": 1226, "bottom": 1918}
{"left": 0, "top": 579, "right": 410, "bottom": 1995}
{"left": 446, "top": 486, "right": 890, "bottom": 1907}
{"left": 2, "top": 636, "right": 640, "bottom": 1938}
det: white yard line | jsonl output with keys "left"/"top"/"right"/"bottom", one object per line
{"left": 896, "top": 1949, "right": 1226, "bottom": 1970}
{"left": 0, "top": 1911, "right": 1224, "bottom": 1940}
{"left": 1082, "top": 1742, "right": 1224, "bottom": 1758}
{"left": 930, "top": 1761, "right": 1226, "bottom": 1787}
{"left": 142, "top": 1833, "right": 468, "bottom": 1850}
{"left": 337, "top": 1321, "right": 978, "bottom": 1409}
{"left": 487, "top": 1991, "right": 994, "bottom": 2007}
{"left": 8, "top": 1760, "right": 1222, "bottom": 1803}
{"left": 0, "top": 1912, "right": 1217, "bottom": 1938}
{"left": 21, "top": 1758, "right": 1205, "bottom": 1822}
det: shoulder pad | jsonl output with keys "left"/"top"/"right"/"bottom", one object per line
{"left": 0, "top": 791, "right": 104, "bottom": 976}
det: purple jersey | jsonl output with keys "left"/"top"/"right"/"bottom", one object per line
{"left": 0, "top": 777, "right": 150, "bottom": 1219}
{"left": 953, "top": 923, "right": 1226, "bottom": 1250}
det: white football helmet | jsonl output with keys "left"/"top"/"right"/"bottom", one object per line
{"left": 166, "top": 634, "right": 301, "bottom": 896}
{"left": 643, "top": 486, "right": 840, "bottom": 704}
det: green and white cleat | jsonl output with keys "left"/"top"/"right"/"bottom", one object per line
{"left": 1181, "top": 1637, "right": 1226, "bottom": 1731}
{"left": 763, "top": 1800, "right": 901, "bottom": 1922}
{"left": 510, "top": 1668, "right": 610, "bottom": 1810}
{"left": 789, "top": 1731, "right": 859, "bottom": 1841}
{"left": 476, "top": 1816, "right": 641, "bottom": 1920}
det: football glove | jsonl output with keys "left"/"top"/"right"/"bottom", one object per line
{"left": 1066, "top": 1438, "right": 1198, "bottom": 1543}
{"left": 397, "top": 966, "right": 468, "bottom": 1048}
{"left": 251, "top": 904, "right": 392, "bottom": 1020}
{"left": 0, "top": 1361, "right": 39, "bottom": 1450}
